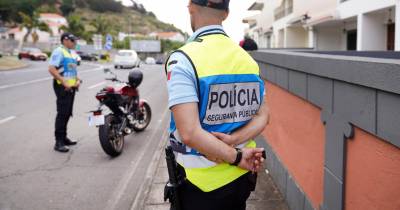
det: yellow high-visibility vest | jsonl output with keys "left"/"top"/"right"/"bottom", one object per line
{"left": 166, "top": 33, "right": 265, "bottom": 192}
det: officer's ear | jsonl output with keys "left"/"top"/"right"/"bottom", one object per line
{"left": 188, "top": 2, "right": 196, "bottom": 15}
{"left": 222, "top": 10, "right": 229, "bottom": 21}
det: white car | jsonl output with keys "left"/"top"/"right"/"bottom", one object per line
{"left": 114, "top": 50, "right": 140, "bottom": 69}
{"left": 145, "top": 57, "right": 156, "bottom": 65}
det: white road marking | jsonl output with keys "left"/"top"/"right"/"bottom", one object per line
{"left": 0, "top": 116, "right": 16, "bottom": 125}
{"left": 105, "top": 107, "right": 169, "bottom": 210}
{"left": 0, "top": 77, "right": 52, "bottom": 90}
{"left": 0, "top": 66, "right": 103, "bottom": 90}
{"left": 88, "top": 81, "right": 106, "bottom": 90}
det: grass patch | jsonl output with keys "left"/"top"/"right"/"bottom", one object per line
{"left": 0, "top": 56, "right": 28, "bottom": 71}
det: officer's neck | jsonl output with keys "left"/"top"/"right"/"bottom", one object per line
{"left": 194, "top": 20, "right": 223, "bottom": 31}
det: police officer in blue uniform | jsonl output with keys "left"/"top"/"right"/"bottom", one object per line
{"left": 165, "top": 0, "right": 269, "bottom": 209}
{"left": 48, "top": 33, "right": 81, "bottom": 153}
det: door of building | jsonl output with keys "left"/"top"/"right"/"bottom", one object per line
{"left": 347, "top": 30, "right": 357, "bottom": 51}
{"left": 387, "top": 23, "right": 395, "bottom": 51}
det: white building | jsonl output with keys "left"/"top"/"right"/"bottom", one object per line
{"left": 245, "top": 0, "right": 399, "bottom": 51}
{"left": 149, "top": 32, "right": 185, "bottom": 42}
{"left": 7, "top": 13, "right": 67, "bottom": 44}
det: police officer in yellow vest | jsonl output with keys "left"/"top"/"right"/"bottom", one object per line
{"left": 165, "top": 0, "right": 269, "bottom": 209}
{"left": 48, "top": 32, "right": 81, "bottom": 153}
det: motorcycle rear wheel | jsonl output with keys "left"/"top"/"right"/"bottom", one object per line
{"left": 99, "top": 114, "right": 124, "bottom": 157}
{"left": 132, "top": 102, "right": 152, "bottom": 132}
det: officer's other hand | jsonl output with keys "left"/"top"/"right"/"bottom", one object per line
{"left": 239, "top": 148, "right": 265, "bottom": 173}
{"left": 62, "top": 81, "right": 72, "bottom": 91}
{"left": 212, "top": 132, "right": 236, "bottom": 146}
{"left": 75, "top": 80, "right": 81, "bottom": 88}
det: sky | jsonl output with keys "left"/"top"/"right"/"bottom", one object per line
{"left": 121, "top": 0, "right": 258, "bottom": 43}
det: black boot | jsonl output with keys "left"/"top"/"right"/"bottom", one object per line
{"left": 54, "top": 141, "right": 69, "bottom": 152}
{"left": 64, "top": 138, "right": 77, "bottom": 146}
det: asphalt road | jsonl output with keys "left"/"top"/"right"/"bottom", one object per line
{"left": 0, "top": 61, "right": 169, "bottom": 210}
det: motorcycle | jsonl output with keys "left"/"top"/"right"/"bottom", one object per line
{"left": 89, "top": 68, "right": 151, "bottom": 157}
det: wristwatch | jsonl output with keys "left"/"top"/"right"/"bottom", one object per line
{"left": 230, "top": 148, "right": 242, "bottom": 166}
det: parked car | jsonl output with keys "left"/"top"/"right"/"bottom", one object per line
{"left": 114, "top": 50, "right": 140, "bottom": 69}
{"left": 145, "top": 57, "right": 156, "bottom": 65}
{"left": 18, "top": 48, "right": 48, "bottom": 61}
{"left": 77, "top": 51, "right": 98, "bottom": 61}
{"left": 156, "top": 58, "right": 164, "bottom": 65}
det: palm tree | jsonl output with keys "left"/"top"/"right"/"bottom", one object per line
{"left": 59, "top": 15, "right": 85, "bottom": 37}
{"left": 18, "top": 11, "right": 51, "bottom": 44}
{"left": 90, "top": 15, "right": 110, "bottom": 36}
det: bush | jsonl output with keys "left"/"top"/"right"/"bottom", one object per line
{"left": 86, "top": 0, "right": 123, "bottom": 13}
{"left": 161, "top": 40, "right": 184, "bottom": 53}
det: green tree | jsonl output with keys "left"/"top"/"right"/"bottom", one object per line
{"left": 60, "top": 15, "right": 86, "bottom": 39}
{"left": 161, "top": 40, "right": 184, "bottom": 53}
{"left": 60, "top": 0, "right": 75, "bottom": 16}
{"left": 114, "top": 37, "right": 131, "bottom": 49}
{"left": 90, "top": 15, "right": 110, "bottom": 36}
{"left": 18, "top": 11, "right": 51, "bottom": 44}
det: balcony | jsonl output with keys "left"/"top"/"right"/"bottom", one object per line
{"left": 274, "top": 6, "right": 293, "bottom": 20}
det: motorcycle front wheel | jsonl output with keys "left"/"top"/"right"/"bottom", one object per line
{"left": 99, "top": 114, "right": 124, "bottom": 157}
{"left": 132, "top": 102, "right": 152, "bottom": 132}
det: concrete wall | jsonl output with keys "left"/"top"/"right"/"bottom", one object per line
{"left": 338, "top": 0, "right": 396, "bottom": 19}
{"left": 295, "top": 0, "right": 337, "bottom": 17}
{"left": 261, "top": 81, "right": 325, "bottom": 209}
{"left": 315, "top": 27, "right": 343, "bottom": 50}
{"left": 286, "top": 27, "right": 308, "bottom": 48}
{"left": 252, "top": 50, "right": 400, "bottom": 210}
{"left": 357, "top": 13, "right": 387, "bottom": 50}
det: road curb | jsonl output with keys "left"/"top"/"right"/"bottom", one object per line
{"left": 129, "top": 109, "right": 169, "bottom": 210}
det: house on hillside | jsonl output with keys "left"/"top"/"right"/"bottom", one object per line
{"left": 6, "top": 13, "right": 67, "bottom": 44}
{"left": 118, "top": 32, "right": 145, "bottom": 41}
{"left": 149, "top": 32, "right": 185, "bottom": 42}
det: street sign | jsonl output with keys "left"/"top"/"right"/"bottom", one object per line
{"left": 106, "top": 34, "right": 113, "bottom": 43}
{"left": 105, "top": 34, "right": 113, "bottom": 51}
{"left": 104, "top": 42, "right": 112, "bottom": 50}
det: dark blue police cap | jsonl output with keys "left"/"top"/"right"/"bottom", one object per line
{"left": 60, "top": 32, "right": 78, "bottom": 42}
{"left": 191, "top": 0, "right": 230, "bottom": 11}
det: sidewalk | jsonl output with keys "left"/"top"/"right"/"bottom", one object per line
{"left": 133, "top": 145, "right": 289, "bottom": 210}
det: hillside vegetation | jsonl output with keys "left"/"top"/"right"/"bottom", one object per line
{"left": 0, "top": 0, "right": 183, "bottom": 39}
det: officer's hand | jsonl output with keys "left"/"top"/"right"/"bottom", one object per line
{"left": 75, "top": 79, "right": 81, "bottom": 88}
{"left": 238, "top": 148, "right": 265, "bottom": 173}
{"left": 212, "top": 132, "right": 237, "bottom": 146}
{"left": 62, "top": 81, "right": 72, "bottom": 91}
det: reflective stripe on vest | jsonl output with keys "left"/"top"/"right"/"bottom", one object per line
{"left": 56, "top": 47, "right": 77, "bottom": 86}
{"left": 166, "top": 33, "right": 265, "bottom": 192}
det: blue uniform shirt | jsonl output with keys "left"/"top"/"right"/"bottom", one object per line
{"left": 49, "top": 47, "right": 65, "bottom": 67}
{"left": 167, "top": 25, "right": 226, "bottom": 109}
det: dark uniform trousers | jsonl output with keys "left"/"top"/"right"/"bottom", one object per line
{"left": 53, "top": 79, "right": 75, "bottom": 142}
{"left": 177, "top": 165, "right": 257, "bottom": 210}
